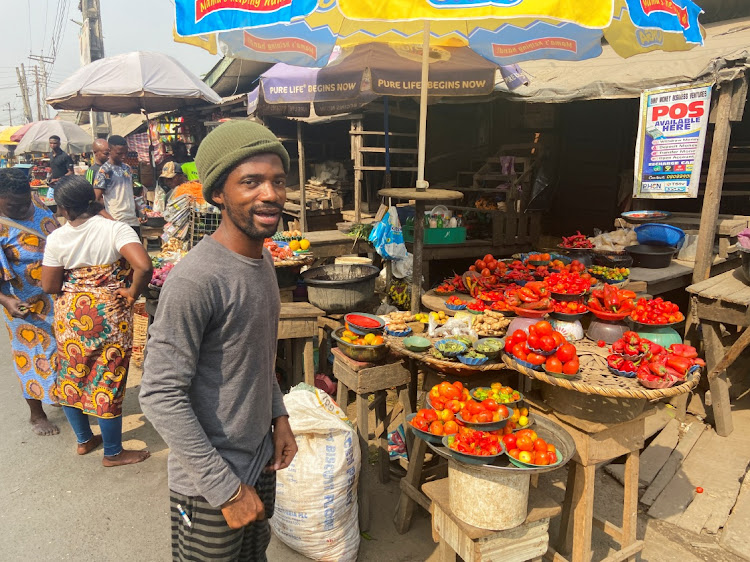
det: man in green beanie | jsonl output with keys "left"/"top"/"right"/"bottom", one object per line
{"left": 140, "top": 120, "right": 297, "bottom": 561}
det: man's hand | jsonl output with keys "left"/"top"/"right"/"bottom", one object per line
{"left": 221, "top": 484, "right": 265, "bottom": 529}
{"left": 270, "top": 416, "right": 297, "bottom": 471}
{"left": 138, "top": 216, "right": 148, "bottom": 224}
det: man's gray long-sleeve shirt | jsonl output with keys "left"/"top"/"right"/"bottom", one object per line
{"left": 139, "top": 236, "right": 287, "bottom": 507}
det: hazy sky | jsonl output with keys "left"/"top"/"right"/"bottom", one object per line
{"left": 0, "top": 0, "right": 222, "bottom": 128}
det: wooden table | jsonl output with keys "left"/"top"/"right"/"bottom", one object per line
{"left": 686, "top": 268, "right": 750, "bottom": 437}
{"left": 627, "top": 257, "right": 739, "bottom": 296}
{"left": 277, "top": 302, "right": 325, "bottom": 386}
{"left": 423, "top": 478, "right": 561, "bottom": 562}
{"left": 332, "top": 348, "right": 412, "bottom": 532}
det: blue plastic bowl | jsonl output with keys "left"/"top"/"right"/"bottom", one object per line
{"left": 635, "top": 223, "right": 686, "bottom": 249}
{"left": 445, "top": 302, "right": 467, "bottom": 311}
{"left": 457, "top": 354, "right": 489, "bottom": 366}
{"left": 608, "top": 366, "right": 637, "bottom": 378}
{"left": 385, "top": 327, "right": 412, "bottom": 337}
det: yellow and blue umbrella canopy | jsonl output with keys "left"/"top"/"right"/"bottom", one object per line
{"left": 176, "top": 0, "right": 704, "bottom": 65}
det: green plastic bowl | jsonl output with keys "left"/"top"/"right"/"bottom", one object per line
{"left": 404, "top": 336, "right": 431, "bottom": 353}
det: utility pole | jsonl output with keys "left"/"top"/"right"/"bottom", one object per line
{"left": 29, "top": 53, "right": 55, "bottom": 119}
{"left": 80, "top": 0, "right": 110, "bottom": 138}
{"left": 15, "top": 65, "right": 33, "bottom": 123}
{"left": 6, "top": 103, "right": 13, "bottom": 126}
{"left": 33, "top": 66, "right": 42, "bottom": 122}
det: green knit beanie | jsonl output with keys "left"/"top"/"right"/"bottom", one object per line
{"left": 195, "top": 120, "right": 290, "bottom": 205}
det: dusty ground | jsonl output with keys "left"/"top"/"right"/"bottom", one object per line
{"left": 0, "top": 329, "right": 742, "bottom": 561}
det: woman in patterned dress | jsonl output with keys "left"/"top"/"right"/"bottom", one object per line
{"left": 41, "top": 176, "right": 152, "bottom": 466}
{"left": 0, "top": 169, "right": 59, "bottom": 436}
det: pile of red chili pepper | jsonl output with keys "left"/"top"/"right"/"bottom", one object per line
{"left": 544, "top": 271, "right": 593, "bottom": 295}
{"left": 587, "top": 284, "right": 637, "bottom": 314}
{"left": 629, "top": 297, "right": 684, "bottom": 325}
{"left": 504, "top": 282, "right": 552, "bottom": 310}
{"left": 560, "top": 231, "right": 594, "bottom": 249}
{"left": 637, "top": 343, "right": 704, "bottom": 386}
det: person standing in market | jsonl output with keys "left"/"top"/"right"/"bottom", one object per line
{"left": 48, "top": 135, "right": 74, "bottom": 185}
{"left": 140, "top": 120, "right": 298, "bottom": 562}
{"left": 93, "top": 135, "right": 143, "bottom": 237}
{"left": 41, "top": 175, "right": 152, "bottom": 466}
{"left": 0, "top": 168, "right": 60, "bottom": 436}
{"left": 158, "top": 161, "right": 188, "bottom": 201}
{"left": 85, "top": 138, "right": 109, "bottom": 184}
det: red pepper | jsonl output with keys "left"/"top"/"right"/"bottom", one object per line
{"left": 518, "top": 287, "right": 538, "bottom": 303}
{"left": 666, "top": 355, "right": 693, "bottom": 375}
{"left": 669, "top": 344, "right": 698, "bottom": 359}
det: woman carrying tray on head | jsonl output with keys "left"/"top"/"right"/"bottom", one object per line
{"left": 41, "top": 176, "right": 153, "bottom": 466}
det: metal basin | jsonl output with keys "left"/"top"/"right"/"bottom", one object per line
{"left": 302, "top": 264, "right": 380, "bottom": 314}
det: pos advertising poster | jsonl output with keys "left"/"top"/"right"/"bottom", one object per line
{"left": 634, "top": 83, "right": 712, "bottom": 198}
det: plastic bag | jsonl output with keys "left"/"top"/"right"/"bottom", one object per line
{"left": 153, "top": 185, "right": 167, "bottom": 213}
{"left": 270, "top": 385, "right": 360, "bottom": 562}
{"left": 368, "top": 206, "right": 407, "bottom": 261}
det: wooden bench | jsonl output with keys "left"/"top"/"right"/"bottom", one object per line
{"left": 686, "top": 268, "right": 750, "bottom": 436}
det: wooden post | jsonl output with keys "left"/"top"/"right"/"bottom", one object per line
{"left": 411, "top": 200, "right": 425, "bottom": 314}
{"left": 692, "top": 81, "right": 735, "bottom": 284}
{"left": 352, "top": 119, "right": 363, "bottom": 224}
{"left": 704, "top": 320, "right": 734, "bottom": 436}
{"left": 296, "top": 121, "right": 307, "bottom": 233}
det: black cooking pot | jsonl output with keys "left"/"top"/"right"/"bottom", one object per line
{"left": 625, "top": 245, "right": 675, "bottom": 269}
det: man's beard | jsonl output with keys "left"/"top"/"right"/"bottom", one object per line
{"left": 223, "top": 200, "right": 282, "bottom": 240}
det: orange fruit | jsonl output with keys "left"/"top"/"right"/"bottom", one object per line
{"left": 289, "top": 240, "right": 301, "bottom": 251}
{"left": 299, "top": 239, "right": 310, "bottom": 250}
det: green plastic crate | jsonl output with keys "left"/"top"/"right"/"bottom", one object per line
{"left": 403, "top": 225, "right": 466, "bottom": 245}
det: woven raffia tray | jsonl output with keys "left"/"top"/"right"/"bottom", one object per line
{"left": 274, "top": 255, "right": 315, "bottom": 268}
{"left": 387, "top": 334, "right": 700, "bottom": 398}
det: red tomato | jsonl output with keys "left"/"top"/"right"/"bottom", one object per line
{"left": 453, "top": 381, "right": 464, "bottom": 392}
{"left": 563, "top": 358, "right": 580, "bottom": 375}
{"left": 481, "top": 399, "right": 500, "bottom": 411}
{"left": 412, "top": 418, "right": 429, "bottom": 431}
{"left": 551, "top": 332, "right": 565, "bottom": 347}
{"left": 424, "top": 409, "right": 438, "bottom": 422}
{"left": 516, "top": 435, "right": 534, "bottom": 452}
{"left": 466, "top": 400, "right": 484, "bottom": 416}
{"left": 540, "top": 335, "right": 556, "bottom": 352}
{"left": 443, "top": 421, "right": 458, "bottom": 435}
{"left": 535, "top": 451, "right": 550, "bottom": 466}
{"left": 511, "top": 329, "right": 527, "bottom": 343}
{"left": 481, "top": 268, "right": 491, "bottom": 277}
{"left": 545, "top": 356, "right": 563, "bottom": 373}
{"left": 444, "top": 399, "right": 461, "bottom": 413}
{"left": 469, "top": 265, "right": 477, "bottom": 272}
{"left": 535, "top": 321, "right": 553, "bottom": 336}
{"left": 508, "top": 448, "right": 521, "bottom": 459}
{"left": 437, "top": 409, "right": 455, "bottom": 422}
{"left": 519, "top": 451, "right": 533, "bottom": 463}
{"left": 439, "top": 382, "right": 461, "bottom": 400}
{"left": 486, "top": 259, "right": 498, "bottom": 271}
{"left": 526, "top": 352, "right": 546, "bottom": 366}
{"left": 547, "top": 443, "right": 556, "bottom": 454}
{"left": 512, "top": 343, "right": 528, "bottom": 360}
{"left": 533, "top": 438, "right": 548, "bottom": 452}
{"left": 528, "top": 325, "right": 538, "bottom": 337}
{"left": 429, "top": 421, "right": 444, "bottom": 435}
{"left": 497, "top": 404, "right": 509, "bottom": 418}
{"left": 476, "top": 260, "right": 487, "bottom": 271}
{"left": 502, "top": 433, "right": 517, "bottom": 450}
{"left": 477, "top": 412, "right": 493, "bottom": 423}
{"left": 527, "top": 334, "right": 541, "bottom": 349}
{"left": 483, "top": 254, "right": 494, "bottom": 263}
{"left": 557, "top": 343, "right": 577, "bottom": 363}
{"left": 517, "top": 429, "right": 538, "bottom": 442}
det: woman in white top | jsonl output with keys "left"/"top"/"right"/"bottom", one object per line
{"left": 41, "top": 176, "right": 153, "bottom": 467}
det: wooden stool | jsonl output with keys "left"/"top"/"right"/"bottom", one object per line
{"left": 277, "top": 302, "right": 324, "bottom": 386}
{"left": 526, "top": 398, "right": 647, "bottom": 562}
{"left": 332, "top": 347, "right": 413, "bottom": 532}
{"left": 423, "top": 478, "right": 562, "bottom": 562}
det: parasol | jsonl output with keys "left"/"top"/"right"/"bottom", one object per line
{"left": 15, "top": 120, "right": 93, "bottom": 155}
{"left": 46, "top": 51, "right": 222, "bottom": 113}
{"left": 10, "top": 122, "right": 36, "bottom": 143}
{"left": 0, "top": 126, "right": 23, "bottom": 146}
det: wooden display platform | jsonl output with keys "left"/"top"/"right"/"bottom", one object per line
{"left": 421, "top": 289, "right": 478, "bottom": 316}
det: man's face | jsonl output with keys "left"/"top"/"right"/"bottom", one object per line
{"left": 213, "top": 153, "right": 287, "bottom": 241}
{"left": 0, "top": 192, "right": 32, "bottom": 220}
{"left": 49, "top": 138, "right": 60, "bottom": 153}
{"left": 164, "top": 174, "right": 185, "bottom": 190}
{"left": 110, "top": 145, "right": 128, "bottom": 165}
{"left": 93, "top": 144, "right": 110, "bottom": 164}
